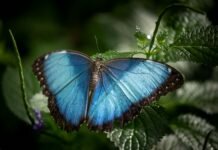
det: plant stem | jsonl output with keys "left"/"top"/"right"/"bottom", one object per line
{"left": 202, "top": 129, "right": 214, "bottom": 150}
{"left": 148, "top": 3, "right": 205, "bottom": 52}
{"left": 9, "top": 29, "right": 34, "bottom": 124}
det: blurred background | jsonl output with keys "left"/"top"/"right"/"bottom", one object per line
{"left": 0, "top": 0, "right": 218, "bottom": 149}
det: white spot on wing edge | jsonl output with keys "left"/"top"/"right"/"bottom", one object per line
{"left": 44, "top": 54, "right": 49, "bottom": 60}
{"left": 168, "top": 68, "right": 172, "bottom": 73}
{"left": 44, "top": 50, "right": 67, "bottom": 60}
{"left": 59, "top": 50, "right": 67, "bottom": 54}
{"left": 145, "top": 60, "right": 153, "bottom": 63}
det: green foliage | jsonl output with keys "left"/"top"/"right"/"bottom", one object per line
{"left": 105, "top": 2, "right": 218, "bottom": 150}
{"left": 153, "top": 114, "right": 218, "bottom": 150}
{"left": 173, "top": 114, "right": 218, "bottom": 149}
{"left": 150, "top": 5, "right": 218, "bottom": 65}
{"left": 152, "top": 134, "right": 189, "bottom": 150}
{"left": 176, "top": 81, "right": 218, "bottom": 114}
{"left": 107, "top": 105, "right": 170, "bottom": 150}
{"left": 156, "top": 26, "right": 218, "bottom": 65}
{"left": 91, "top": 50, "right": 137, "bottom": 61}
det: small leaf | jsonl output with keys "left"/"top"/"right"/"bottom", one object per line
{"left": 2, "top": 66, "right": 40, "bottom": 123}
{"left": 107, "top": 105, "right": 171, "bottom": 150}
{"left": 134, "top": 27, "right": 150, "bottom": 50}
{"left": 91, "top": 50, "right": 138, "bottom": 61}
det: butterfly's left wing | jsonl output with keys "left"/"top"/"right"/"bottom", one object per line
{"left": 88, "top": 58, "right": 183, "bottom": 130}
{"left": 33, "top": 51, "right": 92, "bottom": 130}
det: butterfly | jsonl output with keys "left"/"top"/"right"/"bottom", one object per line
{"left": 32, "top": 50, "right": 183, "bottom": 131}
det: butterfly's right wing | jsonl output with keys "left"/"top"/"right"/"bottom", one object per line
{"left": 88, "top": 58, "right": 183, "bottom": 130}
{"left": 33, "top": 51, "right": 92, "bottom": 130}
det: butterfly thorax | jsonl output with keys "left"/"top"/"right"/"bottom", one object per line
{"left": 90, "top": 60, "right": 104, "bottom": 91}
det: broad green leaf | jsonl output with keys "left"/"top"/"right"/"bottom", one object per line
{"left": 153, "top": 114, "right": 218, "bottom": 150}
{"left": 107, "top": 105, "right": 171, "bottom": 150}
{"left": 160, "top": 81, "right": 218, "bottom": 114}
{"left": 176, "top": 81, "right": 218, "bottom": 114}
{"left": 179, "top": 0, "right": 214, "bottom": 10}
{"left": 157, "top": 26, "right": 218, "bottom": 65}
{"left": 2, "top": 66, "right": 40, "bottom": 123}
{"left": 162, "top": 11, "right": 210, "bottom": 34}
{"left": 172, "top": 114, "right": 218, "bottom": 150}
{"left": 155, "top": 7, "right": 210, "bottom": 52}
{"left": 152, "top": 135, "right": 190, "bottom": 150}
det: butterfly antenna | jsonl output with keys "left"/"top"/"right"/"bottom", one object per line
{"left": 94, "top": 35, "right": 100, "bottom": 53}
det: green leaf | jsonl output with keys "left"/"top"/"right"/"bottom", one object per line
{"left": 176, "top": 81, "right": 218, "bottom": 114}
{"left": 179, "top": 0, "right": 214, "bottom": 10}
{"left": 134, "top": 27, "right": 150, "bottom": 50}
{"left": 2, "top": 66, "right": 40, "bottom": 123}
{"left": 153, "top": 114, "right": 218, "bottom": 150}
{"left": 157, "top": 26, "right": 218, "bottom": 65}
{"left": 152, "top": 135, "right": 189, "bottom": 150}
{"left": 162, "top": 10, "right": 210, "bottom": 34}
{"left": 39, "top": 114, "right": 116, "bottom": 150}
{"left": 107, "top": 104, "right": 171, "bottom": 150}
{"left": 172, "top": 114, "right": 218, "bottom": 150}
{"left": 91, "top": 50, "right": 138, "bottom": 61}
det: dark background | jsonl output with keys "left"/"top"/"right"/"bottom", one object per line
{"left": 0, "top": 0, "right": 217, "bottom": 149}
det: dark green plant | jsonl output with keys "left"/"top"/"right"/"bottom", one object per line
{"left": 2, "top": 2, "right": 218, "bottom": 150}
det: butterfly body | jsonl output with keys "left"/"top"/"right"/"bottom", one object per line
{"left": 89, "top": 59, "right": 104, "bottom": 92}
{"left": 33, "top": 50, "right": 183, "bottom": 131}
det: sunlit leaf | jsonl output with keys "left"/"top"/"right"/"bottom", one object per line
{"left": 153, "top": 114, "right": 218, "bottom": 150}
{"left": 177, "top": 81, "right": 218, "bottom": 114}
{"left": 152, "top": 135, "right": 189, "bottom": 150}
{"left": 172, "top": 114, "right": 218, "bottom": 150}
{"left": 162, "top": 11, "right": 210, "bottom": 34}
{"left": 180, "top": 0, "right": 214, "bottom": 10}
{"left": 157, "top": 26, "right": 218, "bottom": 65}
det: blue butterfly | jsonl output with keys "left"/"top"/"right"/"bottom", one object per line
{"left": 33, "top": 50, "right": 183, "bottom": 131}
